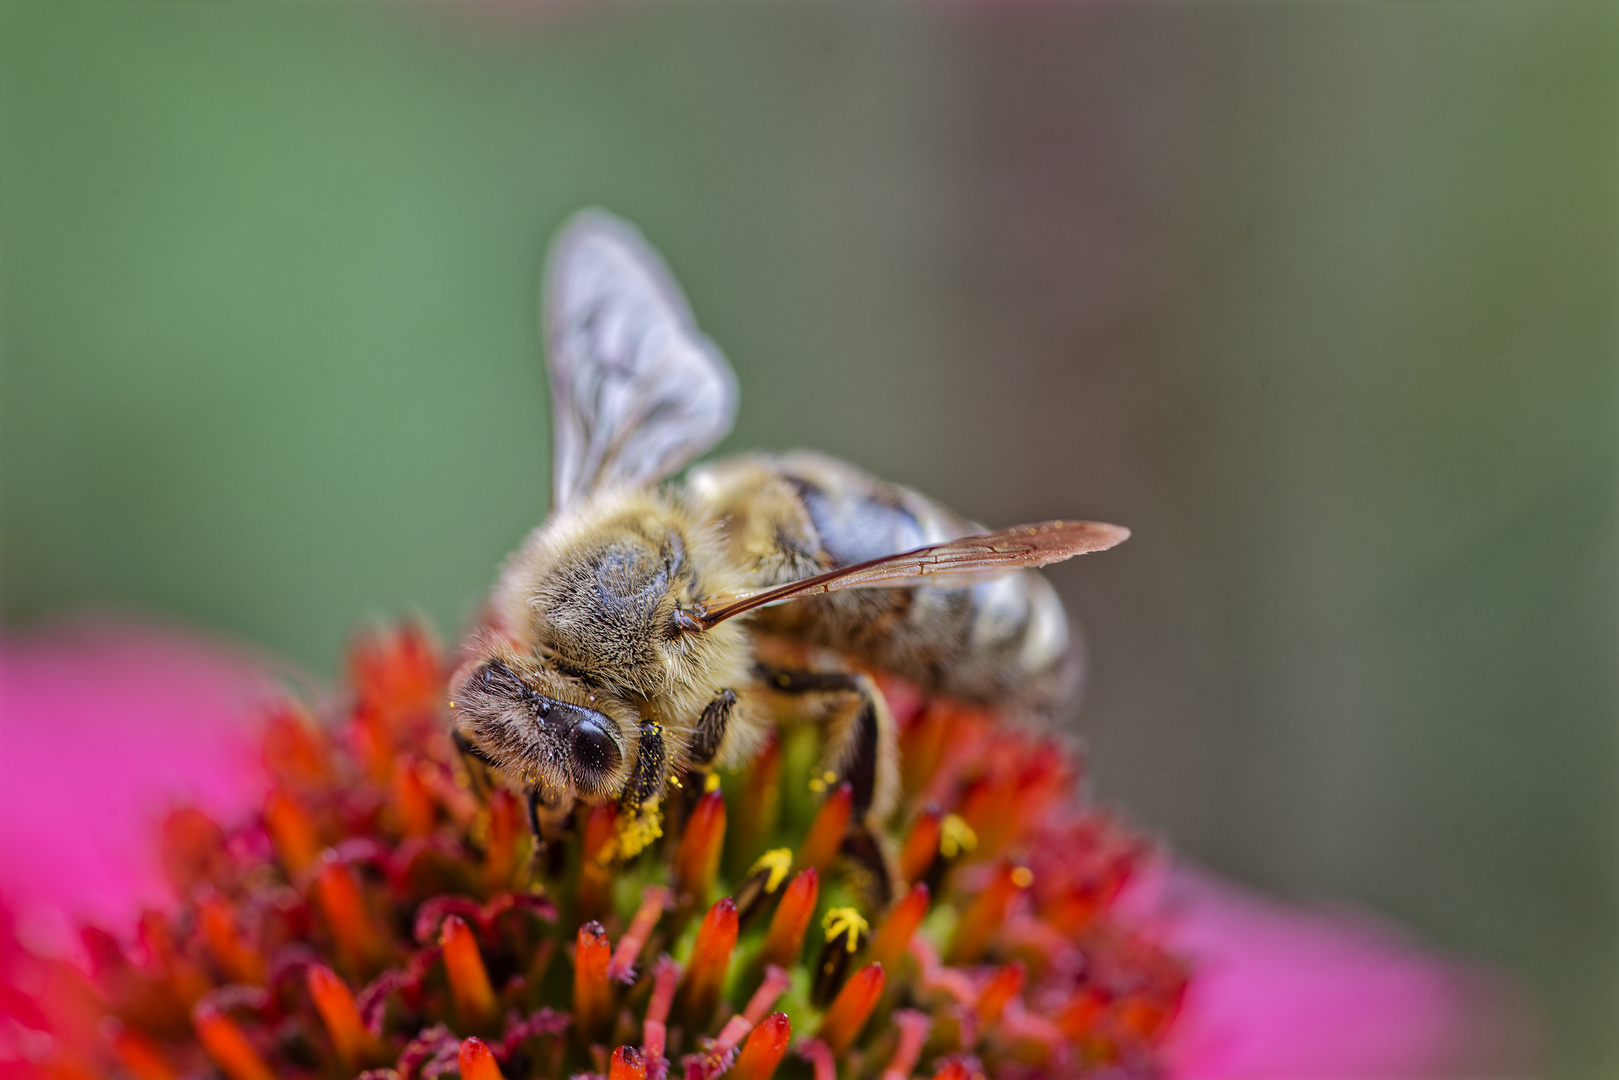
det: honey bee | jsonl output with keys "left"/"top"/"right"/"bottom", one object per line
{"left": 449, "top": 211, "right": 1128, "bottom": 891}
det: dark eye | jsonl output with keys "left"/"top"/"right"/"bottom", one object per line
{"left": 569, "top": 714, "right": 623, "bottom": 784}
{"left": 507, "top": 692, "right": 623, "bottom": 789}
{"left": 463, "top": 658, "right": 622, "bottom": 792}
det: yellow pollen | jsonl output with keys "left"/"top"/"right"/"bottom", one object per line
{"left": 747, "top": 848, "right": 794, "bottom": 893}
{"left": 939, "top": 814, "right": 978, "bottom": 860}
{"left": 807, "top": 777, "right": 826, "bottom": 794}
{"left": 703, "top": 772, "right": 721, "bottom": 793}
{"left": 1011, "top": 866, "right": 1034, "bottom": 888}
{"left": 614, "top": 801, "right": 664, "bottom": 859}
{"left": 821, "top": 907, "right": 869, "bottom": 952}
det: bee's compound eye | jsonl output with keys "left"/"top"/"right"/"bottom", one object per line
{"left": 570, "top": 713, "right": 622, "bottom": 782}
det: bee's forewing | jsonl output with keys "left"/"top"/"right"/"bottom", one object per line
{"left": 695, "top": 520, "right": 1131, "bottom": 628}
{"left": 544, "top": 210, "right": 738, "bottom": 511}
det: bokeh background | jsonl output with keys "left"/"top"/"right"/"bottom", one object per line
{"left": 2, "top": 2, "right": 1614, "bottom": 1074}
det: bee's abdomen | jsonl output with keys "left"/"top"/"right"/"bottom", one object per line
{"left": 687, "top": 452, "right": 1083, "bottom": 721}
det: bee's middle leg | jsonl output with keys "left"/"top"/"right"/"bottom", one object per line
{"left": 689, "top": 688, "right": 738, "bottom": 770}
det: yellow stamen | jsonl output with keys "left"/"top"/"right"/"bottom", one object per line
{"left": 939, "top": 813, "right": 977, "bottom": 859}
{"left": 821, "top": 907, "right": 869, "bottom": 953}
{"left": 747, "top": 848, "right": 794, "bottom": 894}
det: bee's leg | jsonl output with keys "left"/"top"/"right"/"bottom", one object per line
{"left": 662, "top": 690, "right": 738, "bottom": 843}
{"left": 616, "top": 720, "right": 669, "bottom": 860}
{"left": 526, "top": 786, "right": 544, "bottom": 837}
{"left": 754, "top": 664, "right": 898, "bottom": 904}
{"left": 526, "top": 786, "right": 553, "bottom": 876}
{"left": 528, "top": 784, "right": 575, "bottom": 878}
{"left": 689, "top": 689, "right": 738, "bottom": 770}
{"left": 622, "top": 720, "right": 669, "bottom": 810}
{"left": 454, "top": 730, "right": 571, "bottom": 875}
{"left": 755, "top": 667, "right": 896, "bottom": 821}
{"left": 452, "top": 729, "right": 500, "bottom": 800}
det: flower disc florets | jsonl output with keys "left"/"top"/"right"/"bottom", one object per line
{"left": 13, "top": 623, "right": 1185, "bottom": 1080}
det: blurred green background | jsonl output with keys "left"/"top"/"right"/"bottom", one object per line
{"left": 2, "top": 2, "right": 1614, "bottom": 1073}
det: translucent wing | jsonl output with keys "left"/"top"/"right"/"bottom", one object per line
{"left": 545, "top": 210, "right": 738, "bottom": 511}
{"left": 691, "top": 520, "right": 1130, "bottom": 629}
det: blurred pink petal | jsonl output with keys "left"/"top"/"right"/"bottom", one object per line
{"left": 0, "top": 616, "right": 285, "bottom": 951}
{"left": 1162, "top": 866, "right": 1535, "bottom": 1078}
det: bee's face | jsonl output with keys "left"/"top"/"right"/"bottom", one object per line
{"left": 449, "top": 654, "right": 634, "bottom": 802}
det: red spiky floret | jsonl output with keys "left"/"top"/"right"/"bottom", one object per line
{"left": 9, "top": 622, "right": 1186, "bottom": 1080}
{"left": 759, "top": 869, "right": 818, "bottom": 970}
{"left": 729, "top": 1011, "right": 792, "bottom": 1080}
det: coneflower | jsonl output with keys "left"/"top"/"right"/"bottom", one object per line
{"left": 15, "top": 622, "right": 1185, "bottom": 1079}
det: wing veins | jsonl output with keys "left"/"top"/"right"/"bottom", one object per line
{"left": 694, "top": 519, "right": 1130, "bottom": 629}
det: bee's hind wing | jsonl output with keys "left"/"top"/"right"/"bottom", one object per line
{"left": 544, "top": 210, "right": 738, "bottom": 511}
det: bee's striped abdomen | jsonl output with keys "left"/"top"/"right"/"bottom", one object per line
{"left": 686, "top": 452, "right": 1083, "bottom": 721}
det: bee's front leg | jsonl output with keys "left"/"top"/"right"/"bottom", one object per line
{"left": 527, "top": 784, "right": 576, "bottom": 877}
{"left": 527, "top": 783, "right": 576, "bottom": 839}
{"left": 454, "top": 729, "right": 573, "bottom": 874}
{"left": 621, "top": 720, "right": 669, "bottom": 810}
{"left": 614, "top": 720, "right": 670, "bottom": 860}
{"left": 452, "top": 728, "right": 499, "bottom": 798}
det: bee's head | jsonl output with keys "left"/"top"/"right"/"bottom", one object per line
{"left": 448, "top": 652, "right": 633, "bottom": 803}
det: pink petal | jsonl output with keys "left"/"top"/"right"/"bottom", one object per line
{"left": 1161, "top": 866, "right": 1536, "bottom": 1078}
{"left": 0, "top": 615, "right": 286, "bottom": 952}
